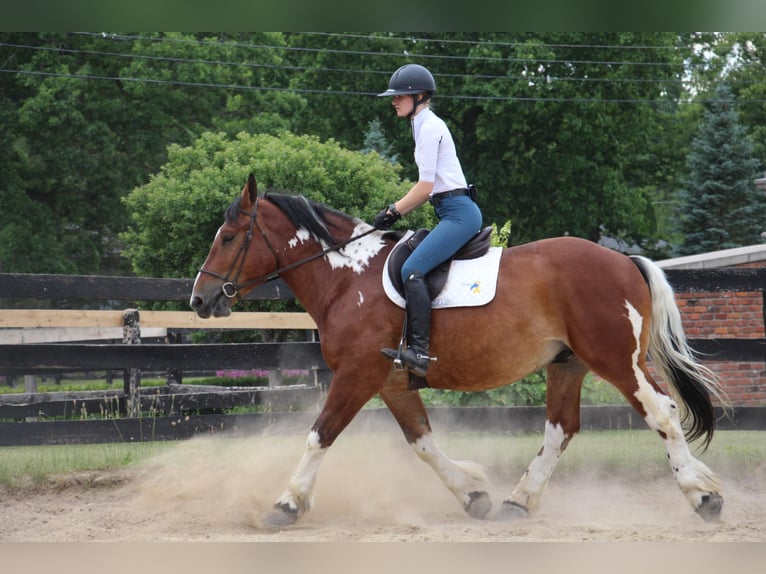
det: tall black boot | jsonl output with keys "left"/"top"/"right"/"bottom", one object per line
{"left": 381, "top": 271, "right": 433, "bottom": 379}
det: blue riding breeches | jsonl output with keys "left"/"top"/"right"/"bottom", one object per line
{"left": 400, "top": 194, "right": 483, "bottom": 283}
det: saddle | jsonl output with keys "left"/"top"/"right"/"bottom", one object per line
{"left": 387, "top": 226, "right": 493, "bottom": 300}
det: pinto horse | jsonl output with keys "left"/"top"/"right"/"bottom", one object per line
{"left": 190, "top": 174, "right": 728, "bottom": 526}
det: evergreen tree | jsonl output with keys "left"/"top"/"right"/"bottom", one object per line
{"left": 675, "top": 84, "right": 766, "bottom": 255}
{"left": 361, "top": 118, "right": 398, "bottom": 164}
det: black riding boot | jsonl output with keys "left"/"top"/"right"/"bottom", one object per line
{"left": 381, "top": 272, "right": 433, "bottom": 381}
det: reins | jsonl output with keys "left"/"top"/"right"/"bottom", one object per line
{"left": 198, "top": 196, "right": 378, "bottom": 299}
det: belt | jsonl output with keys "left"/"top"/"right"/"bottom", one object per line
{"left": 429, "top": 188, "right": 470, "bottom": 207}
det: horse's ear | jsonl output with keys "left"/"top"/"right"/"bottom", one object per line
{"left": 242, "top": 173, "right": 258, "bottom": 208}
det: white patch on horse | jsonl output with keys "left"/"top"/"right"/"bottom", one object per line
{"left": 357, "top": 291, "right": 364, "bottom": 307}
{"left": 625, "top": 300, "right": 679, "bottom": 435}
{"left": 323, "top": 223, "right": 386, "bottom": 275}
{"left": 624, "top": 300, "right": 720, "bottom": 506}
{"left": 288, "top": 228, "right": 312, "bottom": 249}
{"left": 411, "top": 433, "right": 489, "bottom": 511}
{"left": 274, "top": 430, "right": 327, "bottom": 516}
{"left": 507, "top": 420, "right": 567, "bottom": 512}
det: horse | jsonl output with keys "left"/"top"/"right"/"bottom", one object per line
{"left": 190, "top": 174, "right": 729, "bottom": 527}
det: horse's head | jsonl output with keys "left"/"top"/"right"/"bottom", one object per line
{"left": 190, "top": 173, "right": 278, "bottom": 318}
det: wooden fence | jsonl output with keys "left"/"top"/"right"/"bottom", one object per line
{"left": 0, "top": 268, "right": 764, "bottom": 446}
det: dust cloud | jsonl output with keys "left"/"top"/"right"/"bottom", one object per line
{"left": 0, "top": 415, "right": 764, "bottom": 542}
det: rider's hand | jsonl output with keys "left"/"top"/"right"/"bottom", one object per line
{"left": 373, "top": 203, "right": 401, "bottom": 230}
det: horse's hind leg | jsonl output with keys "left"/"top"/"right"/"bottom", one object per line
{"left": 615, "top": 365, "right": 723, "bottom": 521}
{"left": 498, "top": 357, "right": 589, "bottom": 520}
{"left": 579, "top": 302, "right": 723, "bottom": 521}
{"left": 379, "top": 388, "right": 493, "bottom": 519}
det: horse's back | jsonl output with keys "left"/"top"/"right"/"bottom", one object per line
{"left": 499, "top": 236, "right": 649, "bottom": 312}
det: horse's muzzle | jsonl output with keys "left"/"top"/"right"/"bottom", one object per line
{"left": 190, "top": 291, "right": 232, "bottom": 319}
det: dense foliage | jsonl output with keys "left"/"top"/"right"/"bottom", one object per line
{"left": 121, "top": 131, "right": 422, "bottom": 278}
{"left": 2, "top": 32, "right": 765, "bottom": 276}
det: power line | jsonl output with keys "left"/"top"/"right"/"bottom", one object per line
{"left": 4, "top": 32, "right": 765, "bottom": 104}
{"left": 5, "top": 38, "right": 766, "bottom": 90}
{"left": 69, "top": 31, "right": 725, "bottom": 69}
{"left": 300, "top": 31, "right": 687, "bottom": 51}
{"left": 4, "top": 67, "right": 766, "bottom": 105}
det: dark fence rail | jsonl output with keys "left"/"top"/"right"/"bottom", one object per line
{"left": 1, "top": 269, "right": 764, "bottom": 445}
{"left": 0, "top": 273, "right": 294, "bottom": 301}
{"left": 1, "top": 268, "right": 763, "bottom": 301}
{"left": 0, "top": 405, "right": 762, "bottom": 447}
{"left": 1, "top": 338, "right": 762, "bottom": 377}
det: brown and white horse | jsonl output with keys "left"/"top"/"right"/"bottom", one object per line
{"left": 190, "top": 174, "right": 728, "bottom": 526}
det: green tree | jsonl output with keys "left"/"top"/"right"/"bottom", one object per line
{"left": 0, "top": 32, "right": 304, "bottom": 274}
{"left": 711, "top": 32, "right": 766, "bottom": 164}
{"left": 296, "top": 32, "right": 688, "bottom": 248}
{"left": 361, "top": 118, "right": 398, "bottom": 164}
{"left": 675, "top": 84, "right": 766, "bottom": 254}
{"left": 121, "top": 130, "right": 427, "bottom": 279}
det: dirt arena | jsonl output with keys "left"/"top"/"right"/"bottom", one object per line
{"left": 1, "top": 426, "right": 764, "bottom": 543}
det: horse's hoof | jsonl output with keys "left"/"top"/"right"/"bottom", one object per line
{"left": 493, "top": 500, "right": 529, "bottom": 522}
{"left": 465, "top": 491, "right": 492, "bottom": 519}
{"left": 696, "top": 493, "right": 723, "bottom": 523}
{"left": 263, "top": 503, "right": 299, "bottom": 529}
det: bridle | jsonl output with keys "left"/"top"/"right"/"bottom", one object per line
{"left": 197, "top": 195, "right": 377, "bottom": 300}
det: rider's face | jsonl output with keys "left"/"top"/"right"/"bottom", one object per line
{"left": 392, "top": 94, "right": 414, "bottom": 118}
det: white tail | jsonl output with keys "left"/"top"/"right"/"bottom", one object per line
{"left": 630, "top": 256, "right": 730, "bottom": 448}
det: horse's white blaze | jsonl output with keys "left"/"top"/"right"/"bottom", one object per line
{"left": 274, "top": 430, "right": 326, "bottom": 516}
{"left": 190, "top": 271, "right": 203, "bottom": 305}
{"left": 624, "top": 300, "right": 721, "bottom": 508}
{"left": 507, "top": 421, "right": 567, "bottom": 512}
{"left": 411, "top": 433, "right": 489, "bottom": 509}
{"left": 357, "top": 290, "right": 364, "bottom": 307}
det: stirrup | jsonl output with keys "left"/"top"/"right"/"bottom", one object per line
{"left": 381, "top": 347, "right": 405, "bottom": 370}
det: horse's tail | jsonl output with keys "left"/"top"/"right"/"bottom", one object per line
{"left": 630, "top": 255, "right": 730, "bottom": 450}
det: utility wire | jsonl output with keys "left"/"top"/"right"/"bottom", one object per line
{"left": 4, "top": 67, "right": 765, "bottom": 104}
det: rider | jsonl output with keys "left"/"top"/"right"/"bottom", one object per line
{"left": 373, "top": 63, "right": 483, "bottom": 385}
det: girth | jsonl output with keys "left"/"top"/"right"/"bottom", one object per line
{"left": 387, "top": 226, "right": 493, "bottom": 300}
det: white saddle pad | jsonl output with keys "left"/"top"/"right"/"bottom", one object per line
{"left": 382, "top": 230, "right": 503, "bottom": 309}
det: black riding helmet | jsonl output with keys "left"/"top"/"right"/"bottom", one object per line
{"left": 377, "top": 64, "right": 435, "bottom": 117}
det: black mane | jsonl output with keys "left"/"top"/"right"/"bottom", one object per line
{"left": 225, "top": 191, "right": 403, "bottom": 245}
{"left": 265, "top": 192, "right": 350, "bottom": 247}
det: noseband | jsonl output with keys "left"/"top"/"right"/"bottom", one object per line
{"left": 198, "top": 196, "right": 377, "bottom": 300}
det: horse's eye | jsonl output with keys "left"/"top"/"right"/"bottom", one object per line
{"left": 222, "top": 234, "right": 236, "bottom": 244}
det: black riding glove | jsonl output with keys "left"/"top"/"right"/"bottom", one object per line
{"left": 373, "top": 203, "right": 401, "bottom": 230}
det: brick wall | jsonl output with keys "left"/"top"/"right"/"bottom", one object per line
{"left": 676, "top": 259, "right": 765, "bottom": 407}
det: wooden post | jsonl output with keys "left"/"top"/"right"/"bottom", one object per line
{"left": 24, "top": 374, "right": 38, "bottom": 422}
{"left": 267, "top": 370, "right": 281, "bottom": 388}
{"left": 165, "top": 331, "right": 183, "bottom": 385}
{"left": 122, "top": 309, "right": 141, "bottom": 418}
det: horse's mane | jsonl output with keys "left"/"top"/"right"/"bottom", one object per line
{"left": 225, "top": 191, "right": 404, "bottom": 246}
{"left": 269, "top": 192, "right": 356, "bottom": 247}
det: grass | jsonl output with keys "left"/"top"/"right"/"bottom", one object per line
{"left": 0, "top": 442, "right": 171, "bottom": 489}
{"left": 0, "top": 377, "right": 170, "bottom": 395}
{"left": 0, "top": 429, "right": 762, "bottom": 491}
{"left": 441, "top": 429, "right": 766, "bottom": 483}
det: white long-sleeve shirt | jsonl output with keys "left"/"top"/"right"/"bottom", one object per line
{"left": 411, "top": 108, "right": 468, "bottom": 196}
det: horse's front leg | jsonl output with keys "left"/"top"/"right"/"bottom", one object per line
{"left": 265, "top": 372, "right": 379, "bottom": 528}
{"left": 379, "top": 387, "right": 493, "bottom": 519}
{"left": 267, "top": 429, "right": 326, "bottom": 526}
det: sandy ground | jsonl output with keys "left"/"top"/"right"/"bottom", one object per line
{"left": 1, "top": 428, "right": 765, "bottom": 543}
